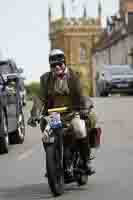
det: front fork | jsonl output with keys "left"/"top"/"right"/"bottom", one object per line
{"left": 42, "top": 128, "right": 64, "bottom": 169}
{"left": 55, "top": 128, "right": 64, "bottom": 169}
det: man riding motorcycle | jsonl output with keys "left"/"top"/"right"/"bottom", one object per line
{"left": 28, "top": 49, "right": 96, "bottom": 175}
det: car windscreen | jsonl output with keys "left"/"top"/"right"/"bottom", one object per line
{"left": 0, "top": 64, "right": 12, "bottom": 74}
{"left": 108, "top": 67, "right": 133, "bottom": 75}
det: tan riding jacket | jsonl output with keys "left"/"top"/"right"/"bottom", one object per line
{"left": 30, "top": 68, "right": 93, "bottom": 117}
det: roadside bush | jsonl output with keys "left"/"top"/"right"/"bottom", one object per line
{"left": 25, "top": 82, "right": 40, "bottom": 100}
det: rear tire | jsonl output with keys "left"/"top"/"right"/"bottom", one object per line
{"left": 46, "top": 144, "right": 64, "bottom": 196}
{"left": 77, "top": 174, "right": 88, "bottom": 186}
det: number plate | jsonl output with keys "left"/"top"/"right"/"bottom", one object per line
{"left": 49, "top": 112, "right": 62, "bottom": 128}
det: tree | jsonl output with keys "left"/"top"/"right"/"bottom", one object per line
{"left": 25, "top": 82, "right": 40, "bottom": 99}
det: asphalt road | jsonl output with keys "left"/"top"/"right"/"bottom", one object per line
{"left": 0, "top": 97, "right": 133, "bottom": 199}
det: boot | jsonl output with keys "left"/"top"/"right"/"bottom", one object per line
{"left": 77, "top": 138, "right": 96, "bottom": 176}
{"left": 83, "top": 160, "right": 96, "bottom": 175}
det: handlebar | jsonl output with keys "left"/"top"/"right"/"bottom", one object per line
{"left": 36, "top": 105, "right": 93, "bottom": 120}
{"left": 48, "top": 106, "right": 69, "bottom": 114}
{"left": 47, "top": 105, "right": 93, "bottom": 115}
{"left": 28, "top": 104, "right": 94, "bottom": 128}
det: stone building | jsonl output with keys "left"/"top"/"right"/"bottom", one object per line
{"left": 93, "top": 0, "right": 133, "bottom": 87}
{"left": 49, "top": 1, "right": 102, "bottom": 96}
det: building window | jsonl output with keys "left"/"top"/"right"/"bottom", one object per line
{"left": 80, "top": 44, "right": 87, "bottom": 63}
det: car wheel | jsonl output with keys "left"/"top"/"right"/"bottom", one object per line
{"left": 103, "top": 91, "right": 109, "bottom": 97}
{"left": 0, "top": 110, "right": 9, "bottom": 154}
{"left": 100, "top": 91, "right": 108, "bottom": 97}
{"left": 10, "top": 112, "right": 25, "bottom": 144}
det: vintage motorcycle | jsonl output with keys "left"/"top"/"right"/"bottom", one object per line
{"left": 38, "top": 106, "right": 101, "bottom": 196}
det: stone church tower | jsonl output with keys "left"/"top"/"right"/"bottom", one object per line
{"left": 120, "top": 0, "right": 133, "bottom": 14}
{"left": 49, "top": 1, "right": 102, "bottom": 96}
{"left": 120, "top": 0, "right": 133, "bottom": 25}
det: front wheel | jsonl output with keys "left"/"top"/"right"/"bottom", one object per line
{"left": 45, "top": 144, "right": 64, "bottom": 196}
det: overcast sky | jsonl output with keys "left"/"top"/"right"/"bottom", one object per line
{"left": 0, "top": 0, "right": 119, "bottom": 83}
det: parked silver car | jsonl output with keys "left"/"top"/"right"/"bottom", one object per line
{"left": 96, "top": 65, "right": 133, "bottom": 96}
{"left": 0, "top": 61, "right": 25, "bottom": 154}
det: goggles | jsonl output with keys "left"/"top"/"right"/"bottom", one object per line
{"left": 50, "top": 62, "right": 63, "bottom": 68}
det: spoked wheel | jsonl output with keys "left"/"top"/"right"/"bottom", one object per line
{"left": 45, "top": 144, "right": 64, "bottom": 196}
{"left": 0, "top": 110, "right": 9, "bottom": 154}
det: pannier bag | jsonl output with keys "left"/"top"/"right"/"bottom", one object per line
{"left": 89, "top": 127, "right": 102, "bottom": 148}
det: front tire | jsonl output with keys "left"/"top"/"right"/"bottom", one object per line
{"left": 45, "top": 144, "right": 64, "bottom": 196}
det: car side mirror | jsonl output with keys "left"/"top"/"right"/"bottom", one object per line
{"left": 3, "top": 73, "right": 19, "bottom": 85}
{"left": 7, "top": 73, "right": 18, "bottom": 81}
{"left": 18, "top": 67, "right": 23, "bottom": 74}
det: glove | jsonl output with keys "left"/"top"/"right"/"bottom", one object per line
{"left": 27, "top": 117, "right": 37, "bottom": 127}
{"left": 80, "top": 109, "right": 89, "bottom": 120}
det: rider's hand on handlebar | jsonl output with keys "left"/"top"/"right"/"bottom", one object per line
{"left": 80, "top": 104, "right": 94, "bottom": 119}
{"left": 80, "top": 109, "right": 89, "bottom": 120}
